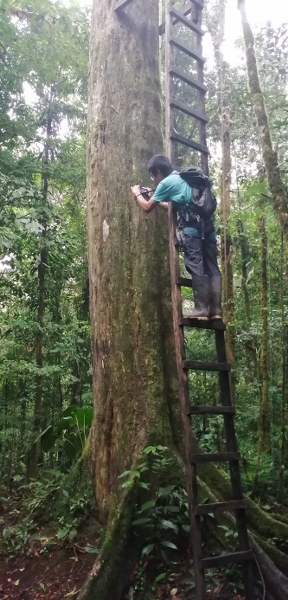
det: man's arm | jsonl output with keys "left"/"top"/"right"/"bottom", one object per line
{"left": 131, "top": 185, "right": 158, "bottom": 214}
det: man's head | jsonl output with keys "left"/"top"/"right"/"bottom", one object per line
{"left": 147, "top": 154, "right": 173, "bottom": 185}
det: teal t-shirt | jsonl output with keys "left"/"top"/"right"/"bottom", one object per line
{"left": 151, "top": 172, "right": 192, "bottom": 204}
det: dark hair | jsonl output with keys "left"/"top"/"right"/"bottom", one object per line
{"left": 147, "top": 154, "right": 173, "bottom": 178}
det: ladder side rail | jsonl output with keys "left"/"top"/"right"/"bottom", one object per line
{"left": 216, "top": 332, "right": 256, "bottom": 599}
{"left": 166, "top": 2, "right": 205, "bottom": 597}
{"left": 189, "top": 0, "right": 208, "bottom": 174}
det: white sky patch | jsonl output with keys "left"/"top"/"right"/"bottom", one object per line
{"left": 76, "top": 0, "right": 288, "bottom": 66}
{"left": 22, "top": 82, "right": 38, "bottom": 106}
{"left": 222, "top": 0, "right": 288, "bottom": 66}
{"left": 77, "top": 0, "right": 288, "bottom": 27}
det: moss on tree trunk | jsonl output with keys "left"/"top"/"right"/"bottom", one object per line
{"left": 86, "top": 0, "right": 179, "bottom": 520}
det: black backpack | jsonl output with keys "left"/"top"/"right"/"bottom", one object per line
{"left": 179, "top": 167, "right": 217, "bottom": 221}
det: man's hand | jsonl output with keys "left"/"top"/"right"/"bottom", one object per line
{"left": 131, "top": 184, "right": 157, "bottom": 214}
{"left": 131, "top": 184, "right": 140, "bottom": 197}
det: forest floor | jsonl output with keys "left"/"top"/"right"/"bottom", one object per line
{"left": 0, "top": 487, "right": 246, "bottom": 600}
{"left": 0, "top": 525, "right": 98, "bottom": 600}
{"left": 0, "top": 542, "right": 246, "bottom": 600}
{"left": 0, "top": 483, "right": 99, "bottom": 600}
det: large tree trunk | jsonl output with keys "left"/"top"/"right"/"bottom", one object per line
{"left": 87, "top": 0, "right": 178, "bottom": 521}
{"left": 238, "top": 0, "right": 288, "bottom": 231}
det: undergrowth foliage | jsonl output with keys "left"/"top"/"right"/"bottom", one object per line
{"left": 0, "top": 466, "right": 94, "bottom": 555}
{"left": 120, "top": 446, "right": 191, "bottom": 597}
{"left": 120, "top": 446, "right": 248, "bottom": 599}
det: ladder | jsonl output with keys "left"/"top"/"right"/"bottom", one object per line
{"left": 115, "top": 0, "right": 256, "bottom": 597}
{"left": 163, "top": 1, "right": 256, "bottom": 598}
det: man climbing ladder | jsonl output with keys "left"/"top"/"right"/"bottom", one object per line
{"left": 131, "top": 154, "right": 222, "bottom": 320}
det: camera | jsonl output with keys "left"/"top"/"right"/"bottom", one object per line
{"left": 139, "top": 186, "right": 153, "bottom": 198}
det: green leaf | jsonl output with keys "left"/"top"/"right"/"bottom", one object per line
{"left": 140, "top": 499, "right": 156, "bottom": 511}
{"left": 141, "top": 543, "right": 154, "bottom": 557}
{"left": 155, "top": 572, "right": 167, "bottom": 583}
{"left": 157, "top": 485, "right": 176, "bottom": 497}
{"left": 163, "top": 506, "right": 180, "bottom": 513}
{"left": 132, "top": 517, "right": 152, "bottom": 526}
{"left": 57, "top": 527, "right": 69, "bottom": 540}
{"left": 159, "top": 519, "right": 178, "bottom": 532}
{"left": 84, "top": 544, "right": 99, "bottom": 554}
{"left": 160, "top": 541, "right": 178, "bottom": 550}
{"left": 139, "top": 482, "right": 150, "bottom": 490}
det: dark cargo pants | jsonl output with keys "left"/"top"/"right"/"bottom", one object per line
{"left": 180, "top": 226, "right": 221, "bottom": 279}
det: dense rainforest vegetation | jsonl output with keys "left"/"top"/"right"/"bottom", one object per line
{"left": 0, "top": 0, "right": 288, "bottom": 598}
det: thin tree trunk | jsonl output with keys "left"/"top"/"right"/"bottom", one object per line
{"left": 279, "top": 232, "right": 288, "bottom": 502}
{"left": 258, "top": 215, "right": 271, "bottom": 453}
{"left": 28, "top": 115, "right": 51, "bottom": 477}
{"left": 206, "top": 0, "right": 235, "bottom": 362}
{"left": 236, "top": 216, "right": 251, "bottom": 326}
{"left": 238, "top": 0, "right": 288, "bottom": 231}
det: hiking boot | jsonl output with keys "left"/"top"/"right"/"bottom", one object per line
{"left": 209, "top": 276, "right": 223, "bottom": 320}
{"left": 189, "top": 275, "right": 209, "bottom": 320}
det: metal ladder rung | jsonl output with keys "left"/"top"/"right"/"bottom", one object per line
{"left": 178, "top": 276, "right": 192, "bottom": 287}
{"left": 170, "top": 37, "right": 205, "bottom": 63}
{"left": 170, "top": 132, "right": 208, "bottom": 154}
{"left": 201, "top": 550, "right": 254, "bottom": 569}
{"left": 169, "top": 67, "right": 206, "bottom": 92}
{"left": 181, "top": 317, "right": 226, "bottom": 331}
{"left": 193, "top": 499, "right": 245, "bottom": 515}
{"left": 171, "top": 100, "right": 208, "bottom": 122}
{"left": 188, "top": 405, "right": 235, "bottom": 415}
{"left": 169, "top": 8, "right": 204, "bottom": 35}
{"left": 190, "top": 452, "right": 240, "bottom": 463}
{"left": 183, "top": 359, "right": 230, "bottom": 371}
{"left": 114, "top": 0, "right": 133, "bottom": 12}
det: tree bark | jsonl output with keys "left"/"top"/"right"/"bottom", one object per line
{"left": 87, "top": 0, "right": 178, "bottom": 521}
